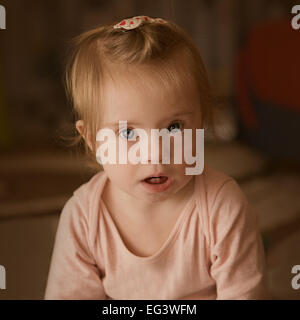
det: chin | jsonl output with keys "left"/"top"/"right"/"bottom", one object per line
{"left": 140, "top": 193, "right": 172, "bottom": 204}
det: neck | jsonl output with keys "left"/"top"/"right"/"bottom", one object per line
{"left": 104, "top": 175, "right": 195, "bottom": 219}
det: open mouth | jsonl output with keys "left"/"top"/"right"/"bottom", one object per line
{"left": 141, "top": 174, "right": 172, "bottom": 193}
{"left": 143, "top": 176, "right": 168, "bottom": 184}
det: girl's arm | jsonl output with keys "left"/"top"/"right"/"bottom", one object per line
{"left": 44, "top": 196, "right": 107, "bottom": 300}
{"left": 209, "top": 179, "right": 271, "bottom": 300}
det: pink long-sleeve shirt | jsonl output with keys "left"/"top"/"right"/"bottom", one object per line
{"left": 44, "top": 165, "right": 270, "bottom": 300}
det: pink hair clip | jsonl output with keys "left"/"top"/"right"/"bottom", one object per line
{"left": 113, "top": 15, "right": 166, "bottom": 30}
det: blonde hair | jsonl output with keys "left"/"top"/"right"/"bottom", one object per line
{"left": 63, "top": 16, "right": 214, "bottom": 171}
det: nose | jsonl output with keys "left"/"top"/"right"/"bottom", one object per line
{"left": 137, "top": 129, "right": 161, "bottom": 164}
{"left": 145, "top": 129, "right": 170, "bottom": 164}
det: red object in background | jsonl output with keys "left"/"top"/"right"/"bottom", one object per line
{"left": 236, "top": 18, "right": 300, "bottom": 160}
{"left": 237, "top": 49, "right": 258, "bottom": 129}
{"left": 237, "top": 18, "right": 300, "bottom": 129}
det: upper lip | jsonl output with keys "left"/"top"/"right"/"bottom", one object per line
{"left": 143, "top": 173, "right": 168, "bottom": 180}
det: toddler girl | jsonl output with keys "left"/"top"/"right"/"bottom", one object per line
{"left": 45, "top": 15, "right": 269, "bottom": 300}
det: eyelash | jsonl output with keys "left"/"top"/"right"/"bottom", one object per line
{"left": 118, "top": 121, "right": 185, "bottom": 140}
{"left": 118, "top": 128, "right": 137, "bottom": 140}
{"left": 167, "top": 121, "right": 184, "bottom": 132}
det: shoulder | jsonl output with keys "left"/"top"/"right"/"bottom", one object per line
{"left": 194, "top": 165, "right": 249, "bottom": 238}
{"left": 73, "top": 170, "right": 107, "bottom": 205}
{"left": 195, "top": 164, "right": 243, "bottom": 209}
{"left": 54, "top": 170, "right": 107, "bottom": 254}
{"left": 59, "top": 170, "right": 107, "bottom": 226}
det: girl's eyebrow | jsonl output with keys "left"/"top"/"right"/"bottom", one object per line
{"left": 168, "top": 111, "right": 194, "bottom": 119}
{"left": 104, "top": 111, "right": 194, "bottom": 128}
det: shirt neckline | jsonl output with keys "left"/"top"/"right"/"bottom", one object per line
{"left": 100, "top": 176, "right": 197, "bottom": 263}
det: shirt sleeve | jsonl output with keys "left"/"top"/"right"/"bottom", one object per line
{"left": 208, "top": 179, "right": 271, "bottom": 300}
{"left": 44, "top": 196, "right": 107, "bottom": 300}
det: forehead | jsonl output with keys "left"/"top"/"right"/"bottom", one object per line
{"left": 101, "top": 64, "right": 200, "bottom": 125}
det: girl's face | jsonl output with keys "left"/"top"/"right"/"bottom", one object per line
{"left": 97, "top": 69, "right": 202, "bottom": 203}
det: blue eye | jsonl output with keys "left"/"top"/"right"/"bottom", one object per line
{"left": 119, "top": 128, "right": 137, "bottom": 140}
{"left": 167, "top": 122, "right": 183, "bottom": 133}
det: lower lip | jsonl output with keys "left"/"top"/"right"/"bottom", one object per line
{"left": 141, "top": 177, "right": 173, "bottom": 193}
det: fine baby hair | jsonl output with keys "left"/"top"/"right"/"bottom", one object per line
{"left": 64, "top": 15, "right": 214, "bottom": 170}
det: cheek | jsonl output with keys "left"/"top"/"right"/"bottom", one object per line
{"left": 96, "top": 134, "right": 127, "bottom": 162}
{"left": 102, "top": 164, "right": 135, "bottom": 186}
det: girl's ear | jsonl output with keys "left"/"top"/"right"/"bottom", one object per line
{"left": 76, "top": 120, "right": 84, "bottom": 136}
{"left": 76, "top": 120, "right": 93, "bottom": 150}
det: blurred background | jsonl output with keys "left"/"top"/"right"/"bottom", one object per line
{"left": 0, "top": 0, "right": 300, "bottom": 299}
